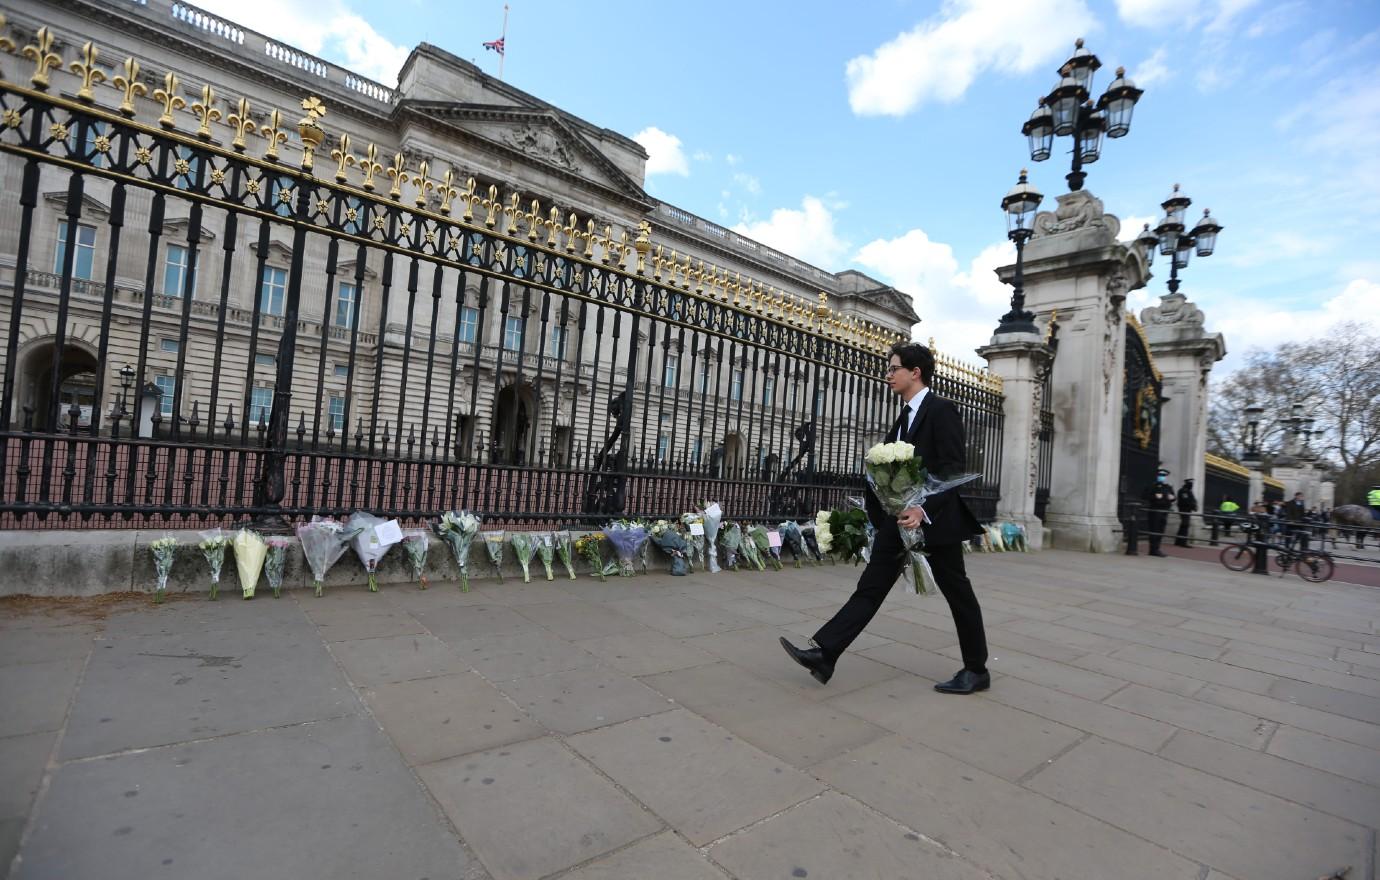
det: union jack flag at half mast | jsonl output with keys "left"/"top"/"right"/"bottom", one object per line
{"left": 482, "top": 36, "right": 504, "bottom": 56}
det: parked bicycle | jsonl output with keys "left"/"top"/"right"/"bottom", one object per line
{"left": 1218, "top": 523, "right": 1334, "bottom": 583}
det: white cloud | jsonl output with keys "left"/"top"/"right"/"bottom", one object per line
{"left": 845, "top": 0, "right": 1096, "bottom": 116}
{"left": 692, "top": 150, "right": 713, "bottom": 162}
{"left": 853, "top": 230, "right": 1018, "bottom": 358}
{"left": 632, "top": 127, "right": 690, "bottom": 177}
{"left": 1119, "top": 214, "right": 1158, "bottom": 240}
{"left": 725, "top": 153, "right": 741, "bottom": 166}
{"left": 732, "top": 172, "right": 762, "bottom": 195}
{"left": 193, "top": 0, "right": 408, "bottom": 84}
{"left": 1210, "top": 278, "right": 1380, "bottom": 363}
{"left": 1133, "top": 47, "right": 1171, "bottom": 87}
{"left": 1116, "top": 0, "right": 1258, "bottom": 30}
{"left": 731, "top": 197, "right": 849, "bottom": 268}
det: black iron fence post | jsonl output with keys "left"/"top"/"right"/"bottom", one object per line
{"left": 1250, "top": 513, "right": 1270, "bottom": 575}
{"left": 1125, "top": 501, "right": 1140, "bottom": 555}
{"left": 1209, "top": 514, "right": 1220, "bottom": 546}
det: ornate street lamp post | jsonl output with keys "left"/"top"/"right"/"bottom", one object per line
{"left": 1154, "top": 184, "right": 1222, "bottom": 294}
{"left": 995, "top": 170, "right": 1043, "bottom": 334}
{"left": 1243, "top": 403, "right": 1263, "bottom": 462}
{"left": 1021, "top": 39, "right": 1144, "bottom": 192}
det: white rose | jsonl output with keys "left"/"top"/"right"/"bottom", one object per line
{"left": 874, "top": 444, "right": 893, "bottom": 465}
{"left": 815, "top": 510, "right": 831, "bottom": 527}
{"left": 865, "top": 443, "right": 886, "bottom": 465}
{"left": 816, "top": 524, "right": 832, "bottom": 542}
{"left": 891, "top": 442, "right": 914, "bottom": 462}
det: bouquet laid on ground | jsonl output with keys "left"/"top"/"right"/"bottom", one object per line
{"left": 748, "top": 525, "right": 783, "bottom": 571}
{"left": 431, "top": 510, "right": 480, "bottom": 591}
{"left": 232, "top": 528, "right": 267, "bottom": 599}
{"left": 555, "top": 530, "right": 577, "bottom": 580}
{"left": 348, "top": 512, "right": 402, "bottom": 592}
{"left": 649, "top": 519, "right": 691, "bottom": 576}
{"left": 297, "top": 517, "right": 364, "bottom": 597}
{"left": 575, "top": 532, "right": 615, "bottom": 580}
{"left": 401, "top": 531, "right": 430, "bottom": 590}
{"left": 720, "top": 522, "right": 744, "bottom": 571}
{"left": 605, "top": 521, "right": 648, "bottom": 578}
{"left": 198, "top": 529, "right": 231, "bottom": 600}
{"left": 778, "top": 521, "right": 806, "bottom": 568}
{"left": 863, "top": 440, "right": 980, "bottom": 596}
{"left": 535, "top": 532, "right": 556, "bottom": 581}
{"left": 482, "top": 530, "right": 506, "bottom": 583}
{"left": 510, "top": 532, "right": 536, "bottom": 583}
{"left": 150, "top": 536, "right": 177, "bottom": 604}
{"left": 265, "top": 538, "right": 291, "bottom": 598}
{"left": 814, "top": 507, "right": 870, "bottom": 565}
{"left": 801, "top": 522, "right": 827, "bottom": 564}
{"left": 740, "top": 525, "right": 766, "bottom": 571}
{"left": 681, "top": 512, "right": 705, "bottom": 572}
{"left": 700, "top": 502, "right": 723, "bottom": 573}
{"left": 633, "top": 519, "right": 653, "bottom": 573}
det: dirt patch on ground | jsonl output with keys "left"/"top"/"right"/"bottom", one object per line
{"left": 0, "top": 592, "right": 149, "bottom": 623}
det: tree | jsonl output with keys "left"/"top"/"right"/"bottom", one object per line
{"left": 1207, "top": 321, "right": 1380, "bottom": 503}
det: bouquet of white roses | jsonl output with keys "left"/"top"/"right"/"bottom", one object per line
{"left": 431, "top": 511, "right": 480, "bottom": 591}
{"left": 232, "top": 528, "right": 267, "bottom": 599}
{"left": 482, "top": 530, "right": 506, "bottom": 583}
{"left": 510, "top": 532, "right": 536, "bottom": 583}
{"left": 863, "top": 440, "right": 980, "bottom": 596}
{"left": 150, "top": 536, "right": 177, "bottom": 604}
{"left": 265, "top": 538, "right": 291, "bottom": 597}
{"left": 347, "top": 512, "right": 402, "bottom": 593}
{"left": 297, "top": 517, "right": 365, "bottom": 597}
{"left": 198, "top": 529, "right": 231, "bottom": 600}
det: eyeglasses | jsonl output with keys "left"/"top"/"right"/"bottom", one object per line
{"left": 884, "top": 365, "right": 914, "bottom": 376}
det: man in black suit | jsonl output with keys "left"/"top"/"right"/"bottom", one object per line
{"left": 780, "top": 342, "right": 989, "bottom": 694}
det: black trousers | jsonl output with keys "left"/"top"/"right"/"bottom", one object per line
{"left": 812, "top": 536, "right": 987, "bottom": 673}
{"left": 1146, "top": 511, "right": 1169, "bottom": 552}
{"left": 1175, "top": 512, "right": 1192, "bottom": 546}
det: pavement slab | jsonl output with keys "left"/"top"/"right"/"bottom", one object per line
{"left": 1265, "top": 724, "right": 1380, "bottom": 787}
{"left": 1102, "top": 683, "right": 1275, "bottom": 749}
{"left": 418, "top": 736, "right": 660, "bottom": 880}
{"left": 561, "top": 832, "right": 727, "bottom": 880}
{"left": 0, "top": 658, "right": 84, "bottom": 739}
{"left": 327, "top": 631, "right": 467, "bottom": 686}
{"left": 492, "top": 665, "right": 675, "bottom": 735}
{"left": 0, "top": 731, "right": 54, "bottom": 818}
{"left": 361, "top": 672, "right": 544, "bottom": 766}
{"left": 573, "top": 629, "right": 719, "bottom": 677}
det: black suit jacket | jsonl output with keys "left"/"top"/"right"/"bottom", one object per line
{"left": 865, "top": 392, "right": 983, "bottom": 548}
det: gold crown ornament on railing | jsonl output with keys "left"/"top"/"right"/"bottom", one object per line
{"left": 0, "top": 22, "right": 936, "bottom": 362}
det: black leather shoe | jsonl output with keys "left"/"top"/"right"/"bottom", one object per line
{"left": 779, "top": 637, "right": 834, "bottom": 685}
{"left": 934, "top": 668, "right": 990, "bottom": 694}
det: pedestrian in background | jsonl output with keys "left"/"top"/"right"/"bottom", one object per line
{"left": 1141, "top": 468, "right": 1176, "bottom": 557}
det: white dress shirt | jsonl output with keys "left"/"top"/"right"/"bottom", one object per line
{"left": 901, "top": 387, "right": 928, "bottom": 436}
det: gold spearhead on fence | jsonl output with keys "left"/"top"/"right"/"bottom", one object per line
{"left": 70, "top": 42, "right": 106, "bottom": 102}
{"left": 111, "top": 57, "right": 147, "bottom": 118}
{"left": 483, "top": 185, "right": 500, "bottom": 228}
{"left": 262, "top": 108, "right": 288, "bottom": 160}
{"left": 22, "top": 27, "right": 62, "bottom": 91}
{"left": 330, "top": 132, "right": 355, "bottom": 182}
{"left": 412, "top": 161, "right": 434, "bottom": 208}
{"left": 0, "top": 15, "right": 15, "bottom": 66}
{"left": 506, "top": 192, "right": 521, "bottom": 235}
{"left": 192, "top": 83, "right": 222, "bottom": 140}
{"left": 546, "top": 207, "right": 561, "bottom": 247}
{"left": 527, "top": 199, "right": 542, "bottom": 241}
{"left": 386, "top": 152, "right": 406, "bottom": 199}
{"left": 583, "top": 220, "right": 596, "bottom": 259}
{"left": 227, "top": 97, "right": 256, "bottom": 151}
{"left": 153, "top": 72, "right": 186, "bottom": 130}
{"left": 438, "top": 168, "right": 458, "bottom": 215}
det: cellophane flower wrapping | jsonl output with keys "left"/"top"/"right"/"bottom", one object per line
{"left": 296, "top": 517, "right": 364, "bottom": 597}
{"left": 574, "top": 532, "right": 610, "bottom": 580}
{"left": 740, "top": 526, "right": 766, "bottom": 571}
{"left": 605, "top": 522, "right": 647, "bottom": 578}
{"left": 680, "top": 512, "right": 705, "bottom": 572}
{"left": 748, "top": 525, "right": 781, "bottom": 570}
{"left": 535, "top": 533, "right": 556, "bottom": 580}
{"left": 198, "top": 529, "right": 230, "bottom": 600}
{"left": 149, "top": 536, "right": 177, "bottom": 604}
{"left": 348, "top": 512, "right": 402, "bottom": 593}
{"left": 801, "top": 523, "right": 825, "bottom": 564}
{"left": 649, "top": 519, "right": 691, "bottom": 576}
{"left": 632, "top": 520, "right": 653, "bottom": 573}
{"left": 264, "top": 538, "right": 290, "bottom": 598}
{"left": 863, "top": 440, "right": 980, "bottom": 597}
{"left": 431, "top": 511, "right": 480, "bottom": 591}
{"left": 555, "top": 530, "right": 577, "bottom": 580}
{"left": 401, "top": 532, "right": 429, "bottom": 589}
{"left": 700, "top": 503, "right": 723, "bottom": 573}
{"left": 778, "top": 522, "right": 805, "bottom": 568}
{"left": 482, "top": 530, "right": 506, "bottom": 583}
{"left": 232, "top": 528, "right": 267, "bottom": 599}
{"left": 720, "top": 523, "right": 744, "bottom": 570}
{"left": 510, "top": 532, "right": 535, "bottom": 583}
{"left": 814, "top": 507, "right": 871, "bottom": 565}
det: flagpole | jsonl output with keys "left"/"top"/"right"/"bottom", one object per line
{"left": 499, "top": 3, "right": 509, "bottom": 80}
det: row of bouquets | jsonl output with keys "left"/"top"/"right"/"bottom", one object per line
{"left": 145, "top": 507, "right": 836, "bottom": 602}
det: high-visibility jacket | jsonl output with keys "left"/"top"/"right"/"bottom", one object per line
{"left": 1369, "top": 488, "right": 1380, "bottom": 507}
{"left": 1220, "top": 500, "right": 1240, "bottom": 513}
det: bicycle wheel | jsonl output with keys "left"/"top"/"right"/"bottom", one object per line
{"left": 1295, "top": 551, "right": 1334, "bottom": 583}
{"left": 1219, "top": 544, "right": 1254, "bottom": 572}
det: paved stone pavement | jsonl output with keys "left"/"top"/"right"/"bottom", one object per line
{"left": 3, "top": 549, "right": 1379, "bottom": 880}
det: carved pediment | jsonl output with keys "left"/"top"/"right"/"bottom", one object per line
{"left": 163, "top": 216, "right": 216, "bottom": 242}
{"left": 336, "top": 259, "right": 379, "bottom": 282}
{"left": 249, "top": 240, "right": 294, "bottom": 263}
{"left": 43, "top": 191, "right": 110, "bottom": 219}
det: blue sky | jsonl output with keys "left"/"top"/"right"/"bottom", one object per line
{"left": 202, "top": 0, "right": 1380, "bottom": 369}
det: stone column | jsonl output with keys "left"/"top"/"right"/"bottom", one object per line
{"left": 995, "top": 190, "right": 1150, "bottom": 552}
{"left": 978, "top": 332, "right": 1055, "bottom": 550}
{"left": 1140, "top": 292, "right": 1225, "bottom": 539}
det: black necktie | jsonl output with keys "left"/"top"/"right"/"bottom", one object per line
{"left": 890, "top": 404, "right": 911, "bottom": 442}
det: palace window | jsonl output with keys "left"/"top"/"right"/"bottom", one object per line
{"left": 54, "top": 220, "right": 96, "bottom": 280}
{"left": 549, "top": 325, "right": 567, "bottom": 358}
{"left": 154, "top": 375, "right": 175, "bottom": 417}
{"left": 730, "top": 367, "right": 744, "bottom": 402}
{"left": 260, "top": 266, "right": 287, "bottom": 316}
{"left": 762, "top": 375, "right": 776, "bottom": 406}
{"left": 663, "top": 353, "right": 679, "bottom": 388}
{"left": 163, "top": 244, "right": 193, "bottom": 297}
{"left": 503, "top": 315, "right": 523, "bottom": 352}
{"left": 335, "top": 282, "right": 358, "bottom": 329}
{"left": 328, "top": 395, "right": 346, "bottom": 431}
{"left": 457, "top": 306, "right": 479, "bottom": 344}
{"left": 250, "top": 386, "right": 274, "bottom": 425}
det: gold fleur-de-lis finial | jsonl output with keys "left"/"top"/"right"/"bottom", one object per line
{"left": 617, "top": 230, "right": 630, "bottom": 270}
{"left": 191, "top": 83, "right": 221, "bottom": 140}
{"left": 459, "top": 177, "right": 479, "bottom": 221}
{"left": 483, "top": 185, "right": 500, "bottom": 229}
{"left": 526, "top": 199, "right": 542, "bottom": 241}
{"left": 226, "top": 97, "right": 256, "bottom": 151}
{"left": 599, "top": 225, "right": 614, "bottom": 265}
{"left": 22, "top": 27, "right": 63, "bottom": 91}
{"left": 69, "top": 42, "right": 106, "bottom": 102}
{"left": 386, "top": 152, "right": 405, "bottom": 200}
{"left": 359, "top": 144, "right": 383, "bottom": 191}
{"left": 261, "top": 108, "right": 287, "bottom": 160}
{"left": 412, "top": 161, "right": 435, "bottom": 208}
{"left": 546, "top": 207, "right": 562, "bottom": 247}
{"left": 152, "top": 72, "right": 187, "bottom": 129}
{"left": 506, "top": 193, "right": 521, "bottom": 235}
{"left": 0, "top": 15, "right": 16, "bottom": 61}
{"left": 563, "top": 213, "right": 578, "bottom": 253}
{"left": 112, "top": 57, "right": 147, "bottom": 117}
{"left": 330, "top": 133, "right": 355, "bottom": 183}
{"left": 438, "top": 168, "right": 458, "bottom": 215}
{"left": 583, "top": 220, "right": 597, "bottom": 259}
